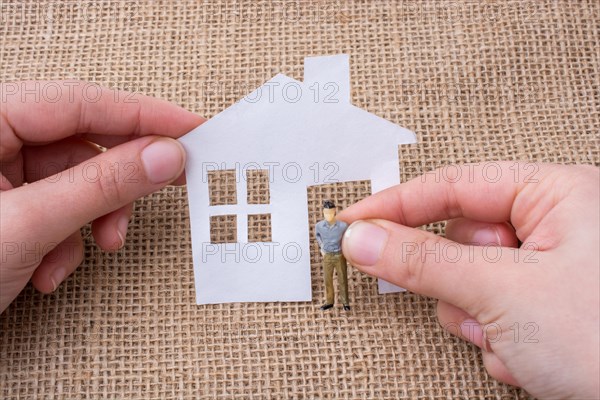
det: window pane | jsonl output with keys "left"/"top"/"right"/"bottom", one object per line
{"left": 208, "top": 170, "right": 237, "bottom": 206}
{"left": 247, "top": 214, "right": 272, "bottom": 242}
{"left": 246, "top": 169, "right": 270, "bottom": 204}
{"left": 210, "top": 215, "right": 237, "bottom": 243}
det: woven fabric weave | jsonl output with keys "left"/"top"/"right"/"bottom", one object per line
{"left": 1, "top": 1, "right": 598, "bottom": 398}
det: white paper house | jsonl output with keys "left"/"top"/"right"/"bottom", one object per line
{"left": 180, "top": 55, "right": 416, "bottom": 304}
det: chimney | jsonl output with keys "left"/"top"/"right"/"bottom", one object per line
{"left": 303, "top": 54, "right": 350, "bottom": 103}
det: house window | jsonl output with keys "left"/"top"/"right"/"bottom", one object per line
{"left": 247, "top": 214, "right": 272, "bottom": 242}
{"left": 208, "top": 169, "right": 272, "bottom": 243}
{"left": 208, "top": 169, "right": 237, "bottom": 205}
{"left": 246, "top": 169, "right": 270, "bottom": 204}
{"left": 210, "top": 215, "right": 237, "bottom": 243}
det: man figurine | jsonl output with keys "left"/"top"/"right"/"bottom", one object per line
{"left": 315, "top": 200, "right": 350, "bottom": 311}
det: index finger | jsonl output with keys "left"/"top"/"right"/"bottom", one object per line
{"left": 0, "top": 81, "right": 204, "bottom": 156}
{"left": 337, "top": 162, "right": 543, "bottom": 228}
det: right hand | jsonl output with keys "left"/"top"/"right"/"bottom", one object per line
{"left": 338, "top": 162, "right": 599, "bottom": 399}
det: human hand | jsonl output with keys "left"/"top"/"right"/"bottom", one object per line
{"left": 338, "top": 162, "right": 599, "bottom": 399}
{"left": 0, "top": 81, "right": 204, "bottom": 313}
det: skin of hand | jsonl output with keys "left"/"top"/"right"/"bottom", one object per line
{"left": 0, "top": 81, "right": 204, "bottom": 313}
{"left": 337, "top": 162, "right": 599, "bottom": 399}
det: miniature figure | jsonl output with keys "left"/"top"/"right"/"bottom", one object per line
{"left": 315, "top": 200, "right": 350, "bottom": 311}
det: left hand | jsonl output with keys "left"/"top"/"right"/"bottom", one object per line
{"left": 0, "top": 81, "right": 204, "bottom": 313}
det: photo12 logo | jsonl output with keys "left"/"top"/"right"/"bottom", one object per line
{"left": 417, "top": 162, "right": 540, "bottom": 185}
{"left": 240, "top": 81, "right": 340, "bottom": 104}
{"left": 202, "top": 241, "right": 302, "bottom": 264}
{"left": 201, "top": 161, "right": 340, "bottom": 184}
{"left": 1, "top": 81, "right": 139, "bottom": 105}
{"left": 0, "top": 1, "right": 139, "bottom": 25}
{"left": 399, "top": 1, "right": 540, "bottom": 24}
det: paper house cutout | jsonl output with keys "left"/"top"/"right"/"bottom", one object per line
{"left": 179, "top": 54, "right": 416, "bottom": 304}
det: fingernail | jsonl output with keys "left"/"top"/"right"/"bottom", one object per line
{"left": 343, "top": 221, "right": 388, "bottom": 266}
{"left": 117, "top": 215, "right": 129, "bottom": 248}
{"left": 471, "top": 227, "right": 502, "bottom": 246}
{"left": 481, "top": 324, "right": 496, "bottom": 352}
{"left": 141, "top": 139, "right": 186, "bottom": 184}
{"left": 460, "top": 318, "right": 483, "bottom": 346}
{"left": 50, "top": 266, "right": 66, "bottom": 292}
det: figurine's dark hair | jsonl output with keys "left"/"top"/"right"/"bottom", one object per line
{"left": 323, "top": 200, "right": 336, "bottom": 209}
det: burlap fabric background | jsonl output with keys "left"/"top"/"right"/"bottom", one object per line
{"left": 1, "top": 1, "right": 599, "bottom": 399}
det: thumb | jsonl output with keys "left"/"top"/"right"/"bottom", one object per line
{"left": 341, "top": 219, "right": 518, "bottom": 313}
{"left": 2, "top": 136, "right": 185, "bottom": 254}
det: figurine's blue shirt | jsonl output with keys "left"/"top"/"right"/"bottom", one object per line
{"left": 315, "top": 220, "right": 348, "bottom": 254}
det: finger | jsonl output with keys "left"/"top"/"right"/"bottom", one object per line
{"left": 337, "top": 162, "right": 549, "bottom": 230}
{"left": 30, "top": 231, "right": 84, "bottom": 294}
{"left": 0, "top": 172, "right": 16, "bottom": 190}
{"left": 21, "top": 137, "right": 101, "bottom": 183}
{"left": 439, "top": 218, "right": 521, "bottom": 387}
{"left": 91, "top": 203, "right": 133, "bottom": 250}
{"left": 437, "top": 300, "right": 485, "bottom": 348}
{"left": 445, "top": 218, "right": 519, "bottom": 248}
{"left": 445, "top": 219, "right": 518, "bottom": 280}
{"left": 1, "top": 136, "right": 185, "bottom": 255}
{"left": 437, "top": 299, "right": 520, "bottom": 387}
{"left": 83, "top": 134, "right": 135, "bottom": 149}
{"left": 0, "top": 155, "right": 23, "bottom": 187}
{"left": 437, "top": 219, "right": 514, "bottom": 347}
{"left": 341, "top": 219, "right": 527, "bottom": 313}
{"left": 482, "top": 351, "right": 520, "bottom": 387}
{"left": 21, "top": 137, "right": 186, "bottom": 186}
{"left": 171, "top": 172, "right": 186, "bottom": 186}
{"left": 1, "top": 81, "right": 204, "bottom": 160}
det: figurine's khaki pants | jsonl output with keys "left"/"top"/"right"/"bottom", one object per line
{"left": 323, "top": 253, "right": 349, "bottom": 305}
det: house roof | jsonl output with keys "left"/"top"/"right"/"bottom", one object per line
{"left": 180, "top": 55, "right": 416, "bottom": 185}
